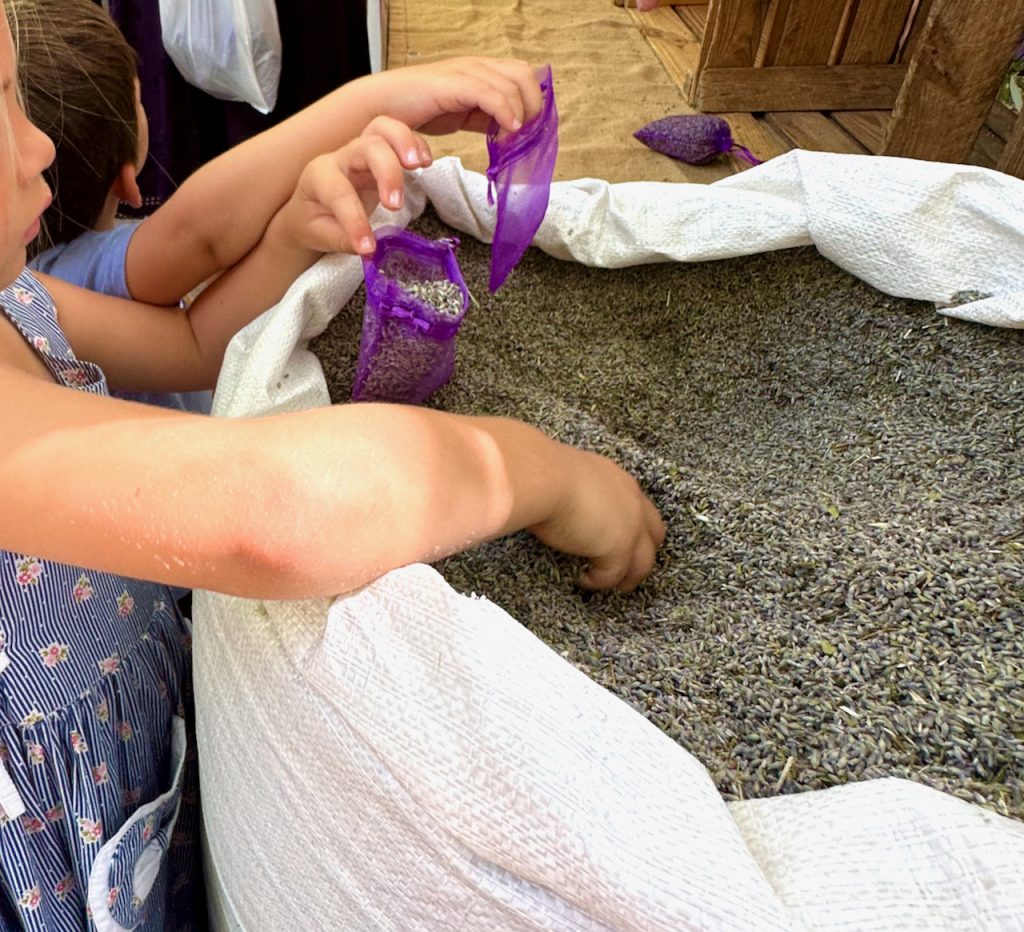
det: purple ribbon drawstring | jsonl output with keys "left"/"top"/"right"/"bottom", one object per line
{"left": 731, "top": 144, "right": 762, "bottom": 166}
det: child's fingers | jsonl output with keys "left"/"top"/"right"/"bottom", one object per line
{"left": 405, "top": 58, "right": 543, "bottom": 136}
{"left": 306, "top": 184, "right": 375, "bottom": 255}
{"left": 303, "top": 133, "right": 414, "bottom": 253}
{"left": 351, "top": 132, "right": 418, "bottom": 212}
{"left": 479, "top": 58, "right": 544, "bottom": 128}
{"left": 362, "top": 115, "right": 433, "bottom": 171}
{"left": 448, "top": 65, "right": 532, "bottom": 135}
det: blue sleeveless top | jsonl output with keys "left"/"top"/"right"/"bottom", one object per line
{"left": 0, "top": 270, "right": 199, "bottom": 931}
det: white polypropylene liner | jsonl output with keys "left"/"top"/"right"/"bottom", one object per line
{"left": 196, "top": 151, "right": 1024, "bottom": 932}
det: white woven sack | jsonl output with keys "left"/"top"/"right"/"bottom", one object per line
{"left": 196, "top": 153, "right": 1024, "bottom": 932}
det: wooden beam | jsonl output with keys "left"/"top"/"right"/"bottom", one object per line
{"left": 882, "top": 0, "right": 1024, "bottom": 162}
{"left": 998, "top": 109, "right": 1024, "bottom": 179}
{"left": 696, "top": 63, "right": 907, "bottom": 112}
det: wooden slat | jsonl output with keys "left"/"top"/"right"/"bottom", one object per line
{"left": 896, "top": 0, "right": 936, "bottom": 63}
{"left": 725, "top": 113, "right": 793, "bottom": 163}
{"left": 699, "top": 0, "right": 772, "bottom": 68}
{"left": 998, "top": 108, "right": 1024, "bottom": 178}
{"left": 673, "top": 3, "right": 708, "bottom": 42}
{"left": 760, "top": 0, "right": 796, "bottom": 66}
{"left": 696, "top": 63, "right": 906, "bottom": 112}
{"left": 766, "top": 111, "right": 870, "bottom": 153}
{"left": 690, "top": 0, "right": 772, "bottom": 106}
{"left": 987, "top": 100, "right": 1019, "bottom": 141}
{"left": 882, "top": 0, "right": 1024, "bottom": 163}
{"left": 625, "top": 5, "right": 702, "bottom": 94}
{"left": 763, "top": 0, "right": 848, "bottom": 66}
{"left": 833, "top": 110, "right": 889, "bottom": 152}
{"left": 968, "top": 125, "right": 1003, "bottom": 170}
{"left": 841, "top": 0, "right": 916, "bottom": 64}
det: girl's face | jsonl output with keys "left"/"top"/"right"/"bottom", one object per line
{"left": 0, "top": 7, "right": 54, "bottom": 287}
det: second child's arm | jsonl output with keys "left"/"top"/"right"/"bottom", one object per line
{"left": 126, "top": 58, "right": 543, "bottom": 306}
{"left": 51, "top": 119, "right": 424, "bottom": 392}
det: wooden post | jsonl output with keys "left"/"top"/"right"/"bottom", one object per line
{"left": 882, "top": 0, "right": 1024, "bottom": 162}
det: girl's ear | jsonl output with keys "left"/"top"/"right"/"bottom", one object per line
{"left": 111, "top": 161, "right": 143, "bottom": 209}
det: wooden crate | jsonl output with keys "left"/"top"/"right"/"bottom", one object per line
{"left": 685, "top": 0, "right": 1024, "bottom": 175}
{"left": 690, "top": 0, "right": 920, "bottom": 112}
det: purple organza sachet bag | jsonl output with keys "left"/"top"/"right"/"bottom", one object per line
{"left": 634, "top": 114, "right": 761, "bottom": 166}
{"left": 486, "top": 64, "right": 558, "bottom": 292}
{"left": 352, "top": 227, "right": 470, "bottom": 405}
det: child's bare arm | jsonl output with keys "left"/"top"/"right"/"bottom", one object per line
{"left": 50, "top": 119, "right": 426, "bottom": 391}
{"left": 0, "top": 363, "right": 664, "bottom": 596}
{"left": 125, "top": 58, "right": 542, "bottom": 306}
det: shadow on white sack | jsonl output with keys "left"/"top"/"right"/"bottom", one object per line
{"left": 198, "top": 151, "right": 1024, "bottom": 932}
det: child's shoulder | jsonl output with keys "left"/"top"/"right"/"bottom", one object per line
{"left": 0, "top": 267, "right": 56, "bottom": 316}
{"left": 29, "top": 221, "right": 141, "bottom": 299}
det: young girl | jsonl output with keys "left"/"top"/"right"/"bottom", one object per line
{"left": 0, "top": 3, "right": 665, "bottom": 928}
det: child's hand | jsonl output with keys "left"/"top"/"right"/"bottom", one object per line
{"left": 276, "top": 117, "right": 432, "bottom": 257}
{"left": 371, "top": 57, "right": 544, "bottom": 138}
{"left": 531, "top": 447, "right": 666, "bottom": 592}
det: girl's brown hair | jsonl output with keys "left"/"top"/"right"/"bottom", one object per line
{"left": 9, "top": 0, "right": 139, "bottom": 253}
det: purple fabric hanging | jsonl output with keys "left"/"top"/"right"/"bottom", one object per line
{"left": 485, "top": 65, "right": 558, "bottom": 292}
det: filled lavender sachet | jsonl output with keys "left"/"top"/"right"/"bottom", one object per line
{"left": 634, "top": 114, "right": 761, "bottom": 166}
{"left": 352, "top": 227, "right": 470, "bottom": 405}
{"left": 486, "top": 64, "right": 558, "bottom": 292}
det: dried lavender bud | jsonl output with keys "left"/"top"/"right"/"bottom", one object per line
{"left": 401, "top": 279, "right": 465, "bottom": 318}
{"left": 634, "top": 114, "right": 760, "bottom": 166}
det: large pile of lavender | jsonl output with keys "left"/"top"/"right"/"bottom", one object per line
{"left": 311, "top": 209, "right": 1024, "bottom": 820}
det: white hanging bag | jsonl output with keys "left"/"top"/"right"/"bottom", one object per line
{"left": 157, "top": 0, "right": 282, "bottom": 114}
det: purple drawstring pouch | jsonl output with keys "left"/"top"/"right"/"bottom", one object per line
{"left": 352, "top": 227, "right": 470, "bottom": 405}
{"left": 486, "top": 64, "right": 558, "bottom": 292}
{"left": 634, "top": 114, "right": 761, "bottom": 166}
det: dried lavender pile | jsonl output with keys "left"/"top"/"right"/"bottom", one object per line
{"left": 311, "top": 209, "right": 1024, "bottom": 820}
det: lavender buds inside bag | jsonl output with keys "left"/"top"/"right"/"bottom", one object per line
{"left": 486, "top": 65, "right": 559, "bottom": 292}
{"left": 352, "top": 227, "right": 470, "bottom": 405}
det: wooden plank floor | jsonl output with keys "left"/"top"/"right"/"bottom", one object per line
{"left": 629, "top": 1, "right": 1019, "bottom": 171}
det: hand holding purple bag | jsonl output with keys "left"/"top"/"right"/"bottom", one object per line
{"left": 352, "top": 68, "right": 558, "bottom": 404}
{"left": 486, "top": 64, "right": 559, "bottom": 292}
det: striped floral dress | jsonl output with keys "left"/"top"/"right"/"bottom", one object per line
{"left": 0, "top": 270, "right": 201, "bottom": 930}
